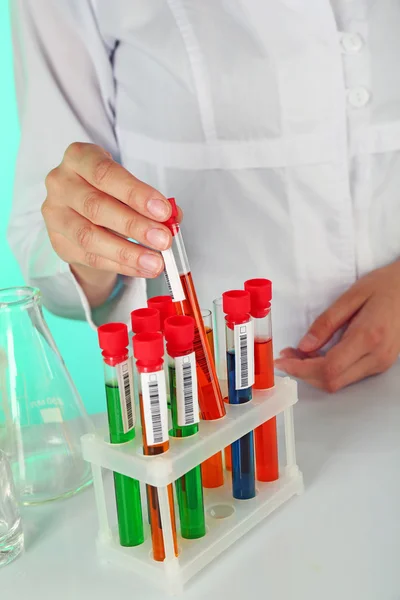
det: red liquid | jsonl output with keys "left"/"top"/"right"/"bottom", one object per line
{"left": 175, "top": 271, "right": 225, "bottom": 421}
{"left": 255, "top": 418, "right": 279, "bottom": 482}
{"left": 253, "top": 338, "right": 279, "bottom": 482}
{"left": 254, "top": 338, "right": 274, "bottom": 390}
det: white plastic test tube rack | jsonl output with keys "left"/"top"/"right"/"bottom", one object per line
{"left": 81, "top": 376, "right": 304, "bottom": 595}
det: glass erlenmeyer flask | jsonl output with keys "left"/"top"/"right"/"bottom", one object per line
{"left": 0, "top": 287, "right": 93, "bottom": 504}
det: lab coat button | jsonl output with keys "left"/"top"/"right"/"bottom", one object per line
{"left": 341, "top": 33, "right": 363, "bottom": 54}
{"left": 348, "top": 87, "right": 370, "bottom": 108}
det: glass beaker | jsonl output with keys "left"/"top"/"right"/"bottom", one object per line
{"left": 0, "top": 287, "right": 93, "bottom": 504}
{"left": 0, "top": 448, "right": 23, "bottom": 566}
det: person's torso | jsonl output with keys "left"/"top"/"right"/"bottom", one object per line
{"left": 92, "top": 0, "right": 400, "bottom": 350}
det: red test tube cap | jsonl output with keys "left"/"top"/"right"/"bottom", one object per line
{"left": 222, "top": 290, "right": 251, "bottom": 317}
{"left": 164, "top": 315, "right": 195, "bottom": 351}
{"left": 163, "top": 197, "right": 179, "bottom": 230}
{"left": 98, "top": 322, "right": 129, "bottom": 355}
{"left": 244, "top": 278, "right": 272, "bottom": 314}
{"left": 131, "top": 307, "right": 160, "bottom": 334}
{"left": 133, "top": 332, "right": 164, "bottom": 362}
{"left": 147, "top": 296, "right": 175, "bottom": 330}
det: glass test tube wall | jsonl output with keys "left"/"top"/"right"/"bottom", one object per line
{"left": 244, "top": 279, "right": 279, "bottom": 482}
{"left": 133, "top": 332, "right": 178, "bottom": 562}
{"left": 161, "top": 198, "right": 226, "bottom": 422}
{"left": 200, "top": 308, "right": 224, "bottom": 488}
{"left": 213, "top": 298, "right": 231, "bottom": 470}
{"left": 223, "top": 291, "right": 256, "bottom": 500}
{"left": 97, "top": 323, "right": 144, "bottom": 547}
{"left": 147, "top": 296, "right": 176, "bottom": 407}
{"left": 165, "top": 315, "right": 206, "bottom": 540}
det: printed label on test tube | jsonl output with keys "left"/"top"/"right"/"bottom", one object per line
{"left": 116, "top": 359, "right": 136, "bottom": 433}
{"left": 234, "top": 321, "right": 255, "bottom": 390}
{"left": 175, "top": 352, "right": 199, "bottom": 427}
{"left": 162, "top": 248, "right": 185, "bottom": 302}
{"left": 141, "top": 371, "right": 169, "bottom": 445}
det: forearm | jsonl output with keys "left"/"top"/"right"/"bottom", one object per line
{"left": 70, "top": 264, "right": 117, "bottom": 309}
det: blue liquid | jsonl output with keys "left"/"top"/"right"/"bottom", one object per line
{"left": 227, "top": 350, "right": 256, "bottom": 500}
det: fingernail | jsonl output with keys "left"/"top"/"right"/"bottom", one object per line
{"left": 138, "top": 253, "right": 163, "bottom": 274}
{"left": 146, "top": 228, "right": 170, "bottom": 250}
{"left": 147, "top": 198, "right": 170, "bottom": 220}
{"left": 298, "top": 333, "right": 319, "bottom": 352}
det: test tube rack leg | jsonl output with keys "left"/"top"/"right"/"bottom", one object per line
{"left": 81, "top": 376, "right": 304, "bottom": 595}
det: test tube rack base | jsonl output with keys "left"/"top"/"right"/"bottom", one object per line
{"left": 81, "top": 376, "right": 304, "bottom": 595}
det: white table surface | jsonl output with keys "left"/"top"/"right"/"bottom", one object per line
{"left": 3, "top": 364, "right": 400, "bottom": 600}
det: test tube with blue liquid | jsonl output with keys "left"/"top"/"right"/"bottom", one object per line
{"left": 223, "top": 290, "right": 256, "bottom": 500}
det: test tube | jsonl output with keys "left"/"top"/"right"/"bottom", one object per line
{"left": 97, "top": 323, "right": 144, "bottom": 546}
{"left": 161, "top": 198, "right": 226, "bottom": 422}
{"left": 244, "top": 279, "right": 279, "bottom": 482}
{"left": 131, "top": 307, "right": 161, "bottom": 525}
{"left": 147, "top": 295, "right": 176, "bottom": 407}
{"left": 212, "top": 298, "right": 227, "bottom": 384}
{"left": 133, "top": 332, "right": 178, "bottom": 561}
{"left": 200, "top": 308, "right": 224, "bottom": 488}
{"left": 164, "top": 315, "right": 206, "bottom": 539}
{"left": 223, "top": 291, "right": 256, "bottom": 500}
{"left": 212, "top": 298, "right": 231, "bottom": 471}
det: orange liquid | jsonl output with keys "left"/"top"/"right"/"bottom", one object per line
{"left": 206, "top": 327, "right": 215, "bottom": 361}
{"left": 255, "top": 418, "right": 279, "bottom": 482}
{"left": 254, "top": 338, "right": 274, "bottom": 390}
{"left": 224, "top": 446, "right": 232, "bottom": 471}
{"left": 175, "top": 273, "right": 224, "bottom": 487}
{"left": 139, "top": 394, "right": 178, "bottom": 560}
{"left": 201, "top": 326, "right": 223, "bottom": 487}
{"left": 201, "top": 452, "right": 224, "bottom": 488}
{"left": 176, "top": 272, "right": 225, "bottom": 421}
{"left": 253, "top": 338, "right": 278, "bottom": 481}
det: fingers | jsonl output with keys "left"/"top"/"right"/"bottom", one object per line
{"left": 278, "top": 347, "right": 320, "bottom": 359}
{"left": 274, "top": 355, "right": 325, "bottom": 382}
{"left": 328, "top": 355, "right": 377, "bottom": 391}
{"left": 298, "top": 286, "right": 369, "bottom": 352}
{"left": 48, "top": 208, "right": 164, "bottom": 278}
{"left": 62, "top": 142, "right": 171, "bottom": 221}
{"left": 53, "top": 174, "right": 172, "bottom": 252}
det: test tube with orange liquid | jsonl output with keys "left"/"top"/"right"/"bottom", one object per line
{"left": 133, "top": 331, "right": 178, "bottom": 561}
{"left": 244, "top": 279, "right": 279, "bottom": 482}
{"left": 161, "top": 198, "right": 225, "bottom": 488}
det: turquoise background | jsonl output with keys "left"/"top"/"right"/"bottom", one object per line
{"left": 0, "top": 4, "right": 103, "bottom": 414}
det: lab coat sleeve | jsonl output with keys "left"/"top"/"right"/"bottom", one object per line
{"left": 7, "top": 0, "right": 146, "bottom": 328}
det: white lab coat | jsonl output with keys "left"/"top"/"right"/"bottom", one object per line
{"left": 8, "top": 0, "right": 400, "bottom": 353}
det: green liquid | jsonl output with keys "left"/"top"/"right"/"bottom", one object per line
{"left": 169, "top": 365, "right": 206, "bottom": 539}
{"left": 105, "top": 383, "right": 144, "bottom": 547}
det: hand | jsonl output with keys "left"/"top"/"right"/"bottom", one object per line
{"left": 274, "top": 262, "right": 400, "bottom": 392}
{"left": 42, "top": 143, "right": 177, "bottom": 306}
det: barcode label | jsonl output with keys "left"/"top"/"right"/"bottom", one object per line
{"left": 141, "top": 370, "right": 169, "bottom": 446}
{"left": 162, "top": 248, "right": 185, "bottom": 302}
{"left": 176, "top": 352, "right": 199, "bottom": 426}
{"left": 234, "top": 321, "right": 255, "bottom": 390}
{"left": 117, "top": 360, "right": 135, "bottom": 433}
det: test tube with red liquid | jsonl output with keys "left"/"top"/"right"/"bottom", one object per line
{"left": 161, "top": 198, "right": 225, "bottom": 488}
{"left": 133, "top": 331, "right": 178, "bottom": 561}
{"left": 244, "top": 278, "right": 279, "bottom": 482}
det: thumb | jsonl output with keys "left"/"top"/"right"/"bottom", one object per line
{"left": 298, "top": 285, "right": 368, "bottom": 352}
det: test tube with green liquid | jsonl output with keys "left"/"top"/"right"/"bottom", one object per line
{"left": 98, "top": 323, "right": 144, "bottom": 547}
{"left": 164, "top": 315, "right": 206, "bottom": 540}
